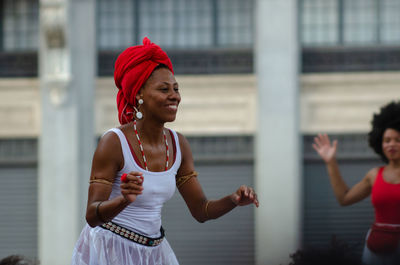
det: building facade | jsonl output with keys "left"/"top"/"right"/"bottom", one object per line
{"left": 0, "top": 0, "right": 399, "bottom": 264}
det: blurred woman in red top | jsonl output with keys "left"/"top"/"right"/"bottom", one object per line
{"left": 312, "top": 101, "right": 400, "bottom": 265}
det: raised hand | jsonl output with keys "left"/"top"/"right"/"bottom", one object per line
{"left": 230, "top": 185, "right": 259, "bottom": 207}
{"left": 312, "top": 133, "right": 338, "bottom": 163}
{"left": 120, "top": 172, "right": 144, "bottom": 203}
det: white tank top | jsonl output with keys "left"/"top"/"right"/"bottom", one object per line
{"left": 105, "top": 128, "right": 181, "bottom": 237}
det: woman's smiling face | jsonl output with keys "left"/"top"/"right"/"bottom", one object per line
{"left": 382, "top": 128, "right": 400, "bottom": 162}
{"left": 138, "top": 67, "right": 181, "bottom": 123}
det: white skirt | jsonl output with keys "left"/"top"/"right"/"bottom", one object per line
{"left": 71, "top": 224, "right": 179, "bottom": 265}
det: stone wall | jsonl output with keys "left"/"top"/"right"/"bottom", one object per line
{"left": 0, "top": 72, "right": 398, "bottom": 137}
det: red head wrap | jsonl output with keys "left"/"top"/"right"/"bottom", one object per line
{"left": 114, "top": 37, "right": 174, "bottom": 124}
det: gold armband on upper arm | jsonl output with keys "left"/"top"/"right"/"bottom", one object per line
{"left": 176, "top": 171, "right": 198, "bottom": 188}
{"left": 89, "top": 177, "right": 113, "bottom": 186}
{"left": 204, "top": 200, "right": 211, "bottom": 219}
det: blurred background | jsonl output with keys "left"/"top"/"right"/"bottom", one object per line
{"left": 0, "top": 0, "right": 399, "bottom": 264}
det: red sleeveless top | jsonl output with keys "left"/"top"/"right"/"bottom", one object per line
{"left": 371, "top": 167, "right": 400, "bottom": 224}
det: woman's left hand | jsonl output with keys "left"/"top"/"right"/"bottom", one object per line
{"left": 230, "top": 185, "right": 259, "bottom": 207}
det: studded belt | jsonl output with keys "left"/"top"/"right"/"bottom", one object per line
{"left": 100, "top": 221, "right": 165, "bottom": 247}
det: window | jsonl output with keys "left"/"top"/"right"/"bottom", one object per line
{"left": 97, "top": 0, "right": 254, "bottom": 50}
{"left": 1, "top": 0, "right": 399, "bottom": 52}
{"left": 217, "top": 0, "right": 253, "bottom": 47}
{"left": 301, "top": 0, "right": 400, "bottom": 46}
{"left": 2, "top": 0, "right": 39, "bottom": 51}
{"left": 97, "top": 0, "right": 134, "bottom": 50}
{"left": 343, "top": 0, "right": 377, "bottom": 44}
{"left": 139, "top": 0, "right": 213, "bottom": 48}
{"left": 301, "top": 0, "right": 339, "bottom": 45}
{"left": 380, "top": 0, "right": 400, "bottom": 43}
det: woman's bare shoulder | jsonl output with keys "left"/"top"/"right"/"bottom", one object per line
{"left": 99, "top": 130, "right": 121, "bottom": 149}
{"left": 95, "top": 130, "right": 123, "bottom": 161}
{"left": 365, "top": 166, "right": 382, "bottom": 185}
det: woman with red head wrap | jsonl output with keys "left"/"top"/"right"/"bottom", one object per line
{"left": 114, "top": 37, "right": 174, "bottom": 125}
{"left": 71, "top": 38, "right": 259, "bottom": 265}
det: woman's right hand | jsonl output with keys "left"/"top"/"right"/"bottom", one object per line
{"left": 120, "top": 171, "right": 144, "bottom": 203}
{"left": 312, "top": 133, "right": 338, "bottom": 163}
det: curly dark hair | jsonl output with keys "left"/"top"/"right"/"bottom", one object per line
{"left": 288, "top": 236, "right": 361, "bottom": 265}
{"left": 368, "top": 101, "right": 400, "bottom": 163}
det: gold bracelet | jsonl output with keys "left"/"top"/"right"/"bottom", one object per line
{"left": 205, "top": 200, "right": 211, "bottom": 219}
{"left": 89, "top": 178, "right": 113, "bottom": 186}
{"left": 96, "top": 201, "right": 107, "bottom": 223}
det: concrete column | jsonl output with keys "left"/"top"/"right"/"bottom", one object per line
{"left": 254, "top": 1, "right": 301, "bottom": 265}
{"left": 38, "top": 0, "right": 95, "bottom": 264}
